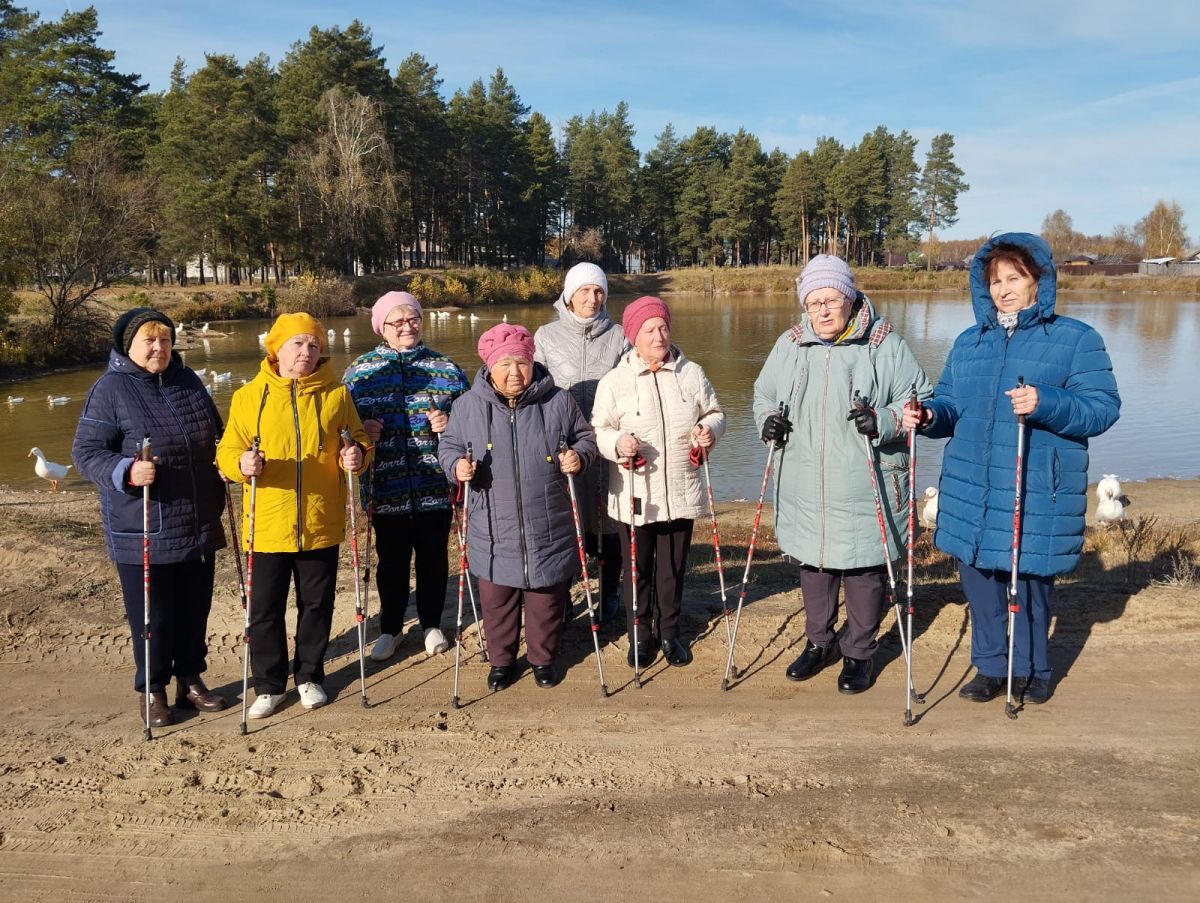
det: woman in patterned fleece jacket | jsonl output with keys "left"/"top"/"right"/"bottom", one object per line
{"left": 344, "top": 291, "right": 470, "bottom": 661}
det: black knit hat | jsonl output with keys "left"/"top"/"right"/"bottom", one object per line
{"left": 112, "top": 308, "right": 176, "bottom": 356}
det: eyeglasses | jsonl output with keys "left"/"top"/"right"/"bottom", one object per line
{"left": 804, "top": 297, "right": 847, "bottom": 314}
{"left": 384, "top": 317, "right": 422, "bottom": 330}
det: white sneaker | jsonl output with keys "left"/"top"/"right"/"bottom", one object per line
{"left": 371, "top": 632, "right": 399, "bottom": 661}
{"left": 247, "top": 693, "right": 285, "bottom": 719}
{"left": 424, "top": 627, "right": 451, "bottom": 656}
{"left": 297, "top": 682, "right": 327, "bottom": 710}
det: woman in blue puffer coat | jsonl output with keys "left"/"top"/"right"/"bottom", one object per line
{"left": 904, "top": 233, "right": 1120, "bottom": 706}
{"left": 73, "top": 308, "right": 229, "bottom": 728}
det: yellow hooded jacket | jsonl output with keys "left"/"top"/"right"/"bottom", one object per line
{"left": 217, "top": 358, "right": 371, "bottom": 553}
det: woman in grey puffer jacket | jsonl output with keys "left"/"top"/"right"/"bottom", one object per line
{"left": 439, "top": 325, "right": 597, "bottom": 692}
{"left": 534, "top": 262, "right": 629, "bottom": 620}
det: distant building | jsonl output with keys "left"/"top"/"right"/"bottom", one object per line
{"left": 1139, "top": 256, "right": 1177, "bottom": 275}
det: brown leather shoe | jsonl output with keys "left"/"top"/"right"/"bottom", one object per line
{"left": 175, "top": 676, "right": 229, "bottom": 712}
{"left": 140, "top": 691, "right": 172, "bottom": 727}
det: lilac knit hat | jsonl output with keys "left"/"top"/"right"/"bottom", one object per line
{"left": 796, "top": 255, "right": 857, "bottom": 305}
{"left": 371, "top": 291, "right": 422, "bottom": 336}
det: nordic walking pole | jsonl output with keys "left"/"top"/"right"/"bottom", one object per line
{"left": 224, "top": 480, "right": 247, "bottom": 612}
{"left": 140, "top": 434, "right": 154, "bottom": 741}
{"left": 1005, "top": 376, "right": 1027, "bottom": 721}
{"left": 239, "top": 436, "right": 260, "bottom": 736}
{"left": 903, "top": 384, "right": 925, "bottom": 725}
{"left": 624, "top": 440, "right": 644, "bottom": 689}
{"left": 697, "top": 441, "right": 734, "bottom": 660}
{"left": 722, "top": 405, "right": 782, "bottom": 692}
{"left": 363, "top": 460, "right": 375, "bottom": 635}
{"left": 595, "top": 466, "right": 607, "bottom": 608}
{"left": 458, "top": 443, "right": 488, "bottom": 662}
{"left": 560, "top": 436, "right": 609, "bottom": 697}
{"left": 854, "top": 392, "right": 911, "bottom": 674}
{"left": 452, "top": 442, "right": 474, "bottom": 709}
{"left": 339, "top": 428, "right": 369, "bottom": 708}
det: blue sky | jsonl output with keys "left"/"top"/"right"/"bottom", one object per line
{"left": 34, "top": 0, "right": 1199, "bottom": 241}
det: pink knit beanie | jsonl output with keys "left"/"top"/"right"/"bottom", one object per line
{"left": 621, "top": 296, "right": 671, "bottom": 343}
{"left": 477, "top": 323, "right": 535, "bottom": 370}
{"left": 371, "top": 291, "right": 422, "bottom": 336}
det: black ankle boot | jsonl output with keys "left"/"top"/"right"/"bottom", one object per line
{"left": 487, "top": 664, "right": 517, "bottom": 691}
{"left": 837, "top": 656, "right": 874, "bottom": 694}
{"left": 785, "top": 641, "right": 839, "bottom": 682}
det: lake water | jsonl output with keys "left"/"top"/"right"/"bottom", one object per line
{"left": 3, "top": 292, "right": 1196, "bottom": 501}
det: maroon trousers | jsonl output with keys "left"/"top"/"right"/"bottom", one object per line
{"left": 477, "top": 578, "right": 570, "bottom": 668}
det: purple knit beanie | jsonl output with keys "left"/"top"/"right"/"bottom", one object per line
{"left": 796, "top": 255, "right": 857, "bottom": 305}
{"left": 371, "top": 291, "right": 422, "bottom": 336}
{"left": 621, "top": 296, "right": 671, "bottom": 343}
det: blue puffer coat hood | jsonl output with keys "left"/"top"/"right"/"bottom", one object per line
{"left": 969, "top": 232, "right": 1057, "bottom": 330}
{"left": 921, "top": 232, "right": 1121, "bottom": 576}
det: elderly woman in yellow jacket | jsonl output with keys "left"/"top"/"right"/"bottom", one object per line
{"left": 217, "top": 313, "right": 371, "bottom": 719}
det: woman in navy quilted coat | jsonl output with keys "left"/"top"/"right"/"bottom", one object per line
{"left": 73, "top": 309, "right": 229, "bottom": 728}
{"left": 904, "top": 233, "right": 1120, "bottom": 706}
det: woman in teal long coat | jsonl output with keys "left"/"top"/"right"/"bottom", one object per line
{"left": 753, "top": 255, "right": 932, "bottom": 694}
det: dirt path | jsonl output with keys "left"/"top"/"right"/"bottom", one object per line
{"left": 1, "top": 482, "right": 1198, "bottom": 902}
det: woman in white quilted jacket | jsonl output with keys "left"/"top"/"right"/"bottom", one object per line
{"left": 592, "top": 296, "right": 725, "bottom": 668}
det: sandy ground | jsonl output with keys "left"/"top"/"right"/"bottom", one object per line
{"left": 0, "top": 480, "right": 1198, "bottom": 902}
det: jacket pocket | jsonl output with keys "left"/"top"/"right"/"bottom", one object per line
{"left": 108, "top": 487, "right": 163, "bottom": 537}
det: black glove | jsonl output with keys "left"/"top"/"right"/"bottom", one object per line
{"left": 761, "top": 412, "right": 793, "bottom": 446}
{"left": 847, "top": 398, "right": 878, "bottom": 439}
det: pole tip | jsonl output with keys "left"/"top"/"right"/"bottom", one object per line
{"left": 239, "top": 723, "right": 248, "bottom": 736}
{"left": 142, "top": 728, "right": 152, "bottom": 741}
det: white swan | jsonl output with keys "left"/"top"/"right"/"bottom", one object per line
{"left": 1096, "top": 474, "right": 1122, "bottom": 504}
{"left": 1096, "top": 495, "right": 1125, "bottom": 524}
{"left": 7, "top": 395, "right": 23, "bottom": 405}
{"left": 211, "top": 371, "right": 232, "bottom": 382}
{"left": 29, "top": 447, "right": 72, "bottom": 491}
{"left": 47, "top": 395, "right": 70, "bottom": 405}
{"left": 193, "top": 367, "right": 207, "bottom": 378}
{"left": 343, "top": 328, "right": 352, "bottom": 336}
{"left": 919, "top": 486, "right": 938, "bottom": 529}
{"left": 258, "top": 332, "right": 268, "bottom": 346}
{"left": 1096, "top": 475, "right": 1125, "bottom": 524}
{"left": 200, "top": 322, "right": 210, "bottom": 333}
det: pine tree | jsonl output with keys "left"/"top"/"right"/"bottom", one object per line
{"left": 918, "top": 133, "right": 968, "bottom": 269}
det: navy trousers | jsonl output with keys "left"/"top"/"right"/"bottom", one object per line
{"left": 959, "top": 561, "right": 1054, "bottom": 680}
{"left": 116, "top": 556, "right": 216, "bottom": 693}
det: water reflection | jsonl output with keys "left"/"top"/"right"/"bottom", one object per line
{"left": 2, "top": 292, "right": 1197, "bottom": 499}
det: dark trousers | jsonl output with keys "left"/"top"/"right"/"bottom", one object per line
{"left": 960, "top": 561, "right": 1054, "bottom": 680}
{"left": 617, "top": 519, "right": 693, "bottom": 644}
{"left": 798, "top": 564, "right": 885, "bottom": 661}
{"left": 374, "top": 509, "right": 453, "bottom": 635}
{"left": 584, "top": 530, "right": 623, "bottom": 596}
{"left": 249, "top": 546, "right": 338, "bottom": 694}
{"left": 117, "top": 556, "right": 216, "bottom": 693}
{"left": 477, "top": 578, "right": 569, "bottom": 667}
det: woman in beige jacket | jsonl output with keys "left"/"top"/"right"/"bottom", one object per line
{"left": 592, "top": 296, "right": 725, "bottom": 668}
